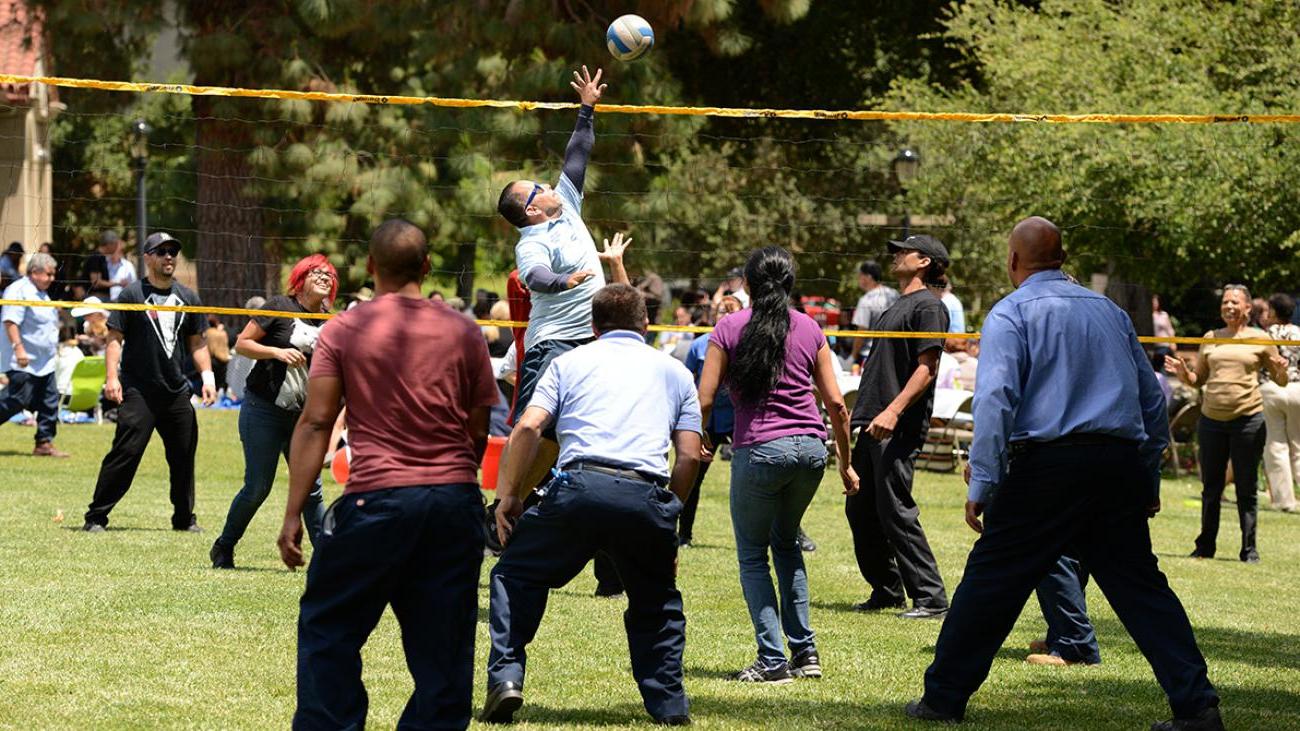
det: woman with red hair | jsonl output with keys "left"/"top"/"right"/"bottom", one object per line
{"left": 210, "top": 254, "right": 337, "bottom": 569}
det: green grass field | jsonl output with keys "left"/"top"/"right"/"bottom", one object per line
{"left": 2, "top": 411, "right": 1298, "bottom": 729}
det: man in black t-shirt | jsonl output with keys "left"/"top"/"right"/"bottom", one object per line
{"left": 847, "top": 234, "right": 951, "bottom": 619}
{"left": 84, "top": 232, "right": 218, "bottom": 532}
{"left": 80, "top": 230, "right": 118, "bottom": 300}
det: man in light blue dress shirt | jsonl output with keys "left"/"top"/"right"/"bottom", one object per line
{"left": 1, "top": 253, "right": 69, "bottom": 457}
{"left": 482, "top": 283, "right": 701, "bottom": 727}
{"left": 908, "top": 218, "right": 1221, "bottom": 731}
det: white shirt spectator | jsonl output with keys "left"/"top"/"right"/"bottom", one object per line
{"left": 107, "top": 256, "right": 137, "bottom": 302}
{"left": 853, "top": 285, "right": 900, "bottom": 331}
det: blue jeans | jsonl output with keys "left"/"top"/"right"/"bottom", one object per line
{"left": 1035, "top": 554, "right": 1101, "bottom": 664}
{"left": 296, "top": 483, "right": 485, "bottom": 729}
{"left": 0, "top": 370, "right": 59, "bottom": 443}
{"left": 730, "top": 434, "right": 827, "bottom": 669}
{"left": 217, "top": 392, "right": 324, "bottom": 549}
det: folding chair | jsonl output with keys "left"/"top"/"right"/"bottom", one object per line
{"left": 63, "top": 356, "right": 106, "bottom": 424}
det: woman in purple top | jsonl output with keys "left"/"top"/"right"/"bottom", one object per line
{"left": 698, "top": 246, "right": 858, "bottom": 684}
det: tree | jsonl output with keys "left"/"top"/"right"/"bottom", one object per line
{"left": 887, "top": 0, "right": 1300, "bottom": 331}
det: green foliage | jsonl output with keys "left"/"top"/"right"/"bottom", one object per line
{"left": 888, "top": 0, "right": 1300, "bottom": 329}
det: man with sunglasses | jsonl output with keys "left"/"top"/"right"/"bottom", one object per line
{"left": 493, "top": 66, "right": 631, "bottom": 595}
{"left": 84, "top": 231, "right": 218, "bottom": 532}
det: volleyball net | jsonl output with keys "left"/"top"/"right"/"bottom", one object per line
{"left": 1, "top": 72, "right": 1297, "bottom": 346}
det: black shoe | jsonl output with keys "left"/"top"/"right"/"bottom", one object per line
{"left": 1188, "top": 549, "right": 1213, "bottom": 559}
{"left": 855, "top": 595, "right": 906, "bottom": 612}
{"left": 790, "top": 647, "right": 821, "bottom": 678}
{"left": 656, "top": 714, "right": 692, "bottom": 726}
{"left": 1241, "top": 552, "right": 1260, "bottom": 564}
{"left": 594, "top": 585, "right": 625, "bottom": 598}
{"left": 904, "top": 699, "right": 962, "bottom": 723}
{"left": 210, "top": 540, "right": 235, "bottom": 569}
{"left": 730, "top": 659, "right": 794, "bottom": 684}
{"left": 480, "top": 681, "right": 524, "bottom": 724}
{"left": 82, "top": 522, "right": 105, "bottom": 533}
{"left": 175, "top": 522, "right": 203, "bottom": 533}
{"left": 797, "top": 528, "right": 817, "bottom": 553}
{"left": 899, "top": 605, "right": 948, "bottom": 620}
{"left": 1150, "top": 706, "right": 1224, "bottom": 731}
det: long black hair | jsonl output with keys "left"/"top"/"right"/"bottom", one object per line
{"left": 729, "top": 246, "right": 796, "bottom": 405}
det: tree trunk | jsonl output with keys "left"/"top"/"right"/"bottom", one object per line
{"left": 193, "top": 96, "right": 270, "bottom": 320}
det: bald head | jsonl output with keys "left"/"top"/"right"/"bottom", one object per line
{"left": 369, "top": 219, "right": 428, "bottom": 286}
{"left": 1007, "top": 216, "right": 1065, "bottom": 286}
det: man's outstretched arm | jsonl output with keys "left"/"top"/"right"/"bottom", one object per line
{"left": 561, "top": 66, "right": 605, "bottom": 193}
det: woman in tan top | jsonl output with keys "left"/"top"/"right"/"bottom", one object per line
{"left": 1166, "top": 285, "right": 1288, "bottom": 562}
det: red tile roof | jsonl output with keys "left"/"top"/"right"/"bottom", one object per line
{"left": 0, "top": 0, "right": 44, "bottom": 104}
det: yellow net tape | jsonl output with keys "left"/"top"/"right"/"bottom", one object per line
{"left": 2, "top": 299, "right": 1290, "bottom": 347}
{"left": 5, "top": 73, "right": 1300, "bottom": 124}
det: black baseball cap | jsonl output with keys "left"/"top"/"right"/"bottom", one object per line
{"left": 887, "top": 234, "right": 949, "bottom": 266}
{"left": 143, "top": 231, "right": 180, "bottom": 254}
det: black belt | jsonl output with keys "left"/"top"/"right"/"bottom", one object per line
{"left": 563, "top": 460, "right": 669, "bottom": 487}
{"left": 1009, "top": 433, "right": 1138, "bottom": 457}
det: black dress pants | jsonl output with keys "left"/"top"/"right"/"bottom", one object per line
{"left": 846, "top": 433, "right": 948, "bottom": 608}
{"left": 922, "top": 441, "right": 1218, "bottom": 720}
{"left": 85, "top": 387, "right": 198, "bottom": 529}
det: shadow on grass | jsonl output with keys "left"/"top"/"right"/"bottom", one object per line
{"left": 60, "top": 524, "right": 172, "bottom": 532}
{"left": 521, "top": 697, "right": 872, "bottom": 727}
{"left": 1091, "top": 617, "right": 1300, "bottom": 671}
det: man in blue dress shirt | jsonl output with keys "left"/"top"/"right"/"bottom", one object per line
{"left": 907, "top": 217, "right": 1221, "bottom": 731}
{"left": 481, "top": 283, "right": 701, "bottom": 727}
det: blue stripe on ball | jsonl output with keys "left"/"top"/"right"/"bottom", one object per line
{"left": 607, "top": 31, "right": 634, "bottom": 55}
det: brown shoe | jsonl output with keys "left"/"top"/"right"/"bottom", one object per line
{"left": 33, "top": 441, "right": 70, "bottom": 458}
{"left": 1028, "top": 639, "right": 1050, "bottom": 654}
{"left": 1026, "top": 653, "right": 1077, "bottom": 666}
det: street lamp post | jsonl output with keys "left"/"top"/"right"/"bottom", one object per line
{"left": 892, "top": 147, "right": 920, "bottom": 239}
{"left": 130, "top": 119, "right": 150, "bottom": 269}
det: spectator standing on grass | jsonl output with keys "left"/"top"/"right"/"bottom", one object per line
{"left": 0, "top": 241, "right": 21, "bottom": 291}
{"left": 0, "top": 253, "right": 69, "bottom": 457}
{"left": 941, "top": 280, "right": 966, "bottom": 334}
{"left": 278, "top": 219, "right": 498, "bottom": 729}
{"left": 1257, "top": 293, "right": 1300, "bottom": 512}
{"left": 106, "top": 236, "right": 137, "bottom": 302}
{"left": 851, "top": 260, "right": 898, "bottom": 361}
{"left": 82, "top": 232, "right": 217, "bottom": 533}
{"left": 82, "top": 230, "right": 120, "bottom": 301}
{"left": 677, "top": 295, "right": 743, "bottom": 547}
{"left": 1153, "top": 294, "right": 1177, "bottom": 362}
{"left": 202, "top": 316, "right": 232, "bottom": 394}
{"left": 696, "top": 246, "right": 858, "bottom": 684}
{"left": 1165, "top": 284, "right": 1287, "bottom": 562}
{"left": 210, "top": 254, "right": 338, "bottom": 570}
{"left": 909, "top": 217, "right": 1221, "bottom": 731}
{"left": 224, "top": 296, "right": 265, "bottom": 401}
{"left": 847, "top": 235, "right": 951, "bottom": 620}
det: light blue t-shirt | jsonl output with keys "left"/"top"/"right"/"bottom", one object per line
{"left": 514, "top": 174, "right": 605, "bottom": 350}
{"left": 1, "top": 277, "right": 59, "bottom": 376}
{"left": 530, "top": 330, "right": 703, "bottom": 478}
{"left": 942, "top": 291, "right": 966, "bottom": 334}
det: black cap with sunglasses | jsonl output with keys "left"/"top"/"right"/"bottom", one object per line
{"left": 143, "top": 232, "right": 181, "bottom": 256}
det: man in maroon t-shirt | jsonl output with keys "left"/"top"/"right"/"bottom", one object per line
{"left": 277, "top": 219, "right": 498, "bottom": 730}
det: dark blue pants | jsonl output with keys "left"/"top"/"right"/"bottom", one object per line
{"left": 1035, "top": 555, "right": 1101, "bottom": 664}
{"left": 296, "top": 483, "right": 485, "bottom": 730}
{"left": 487, "top": 468, "right": 688, "bottom": 721}
{"left": 216, "top": 392, "right": 325, "bottom": 550}
{"left": 510, "top": 337, "right": 592, "bottom": 427}
{"left": 1196, "top": 413, "right": 1265, "bottom": 560}
{"left": 923, "top": 442, "right": 1217, "bottom": 720}
{"left": 0, "top": 370, "right": 59, "bottom": 443}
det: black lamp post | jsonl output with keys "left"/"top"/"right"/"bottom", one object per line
{"left": 130, "top": 119, "right": 150, "bottom": 268}
{"left": 892, "top": 147, "right": 920, "bottom": 239}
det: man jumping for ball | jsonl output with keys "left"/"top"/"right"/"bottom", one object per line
{"left": 495, "top": 65, "right": 630, "bottom": 592}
